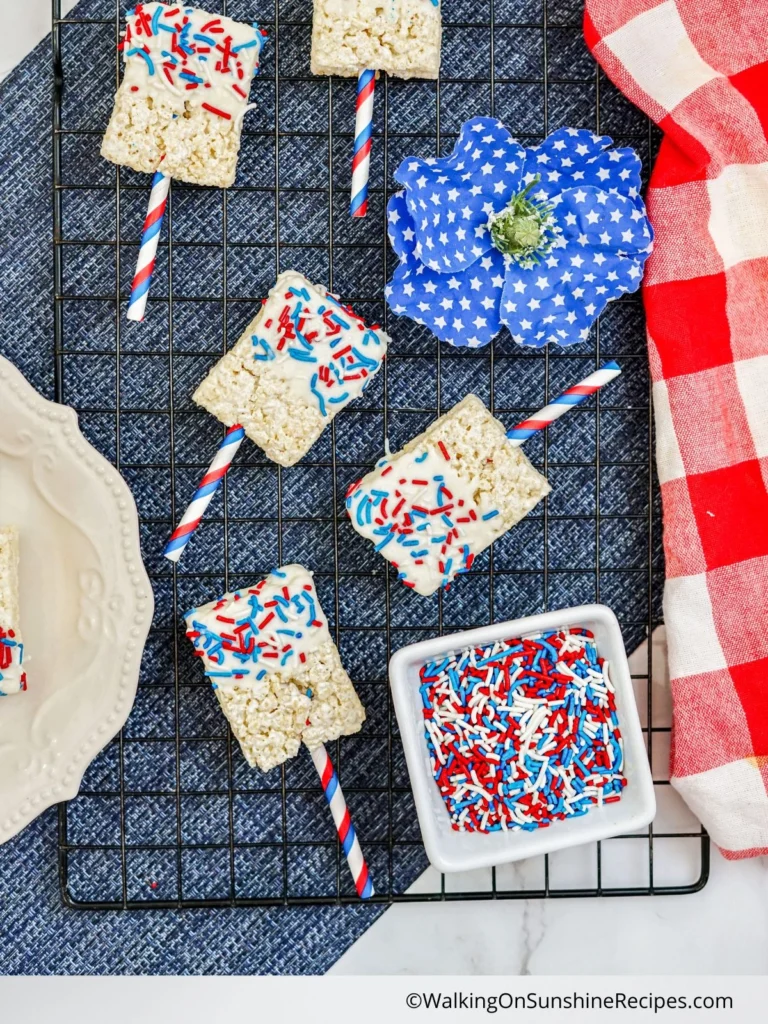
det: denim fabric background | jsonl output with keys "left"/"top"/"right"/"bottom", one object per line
{"left": 0, "top": 0, "right": 662, "bottom": 972}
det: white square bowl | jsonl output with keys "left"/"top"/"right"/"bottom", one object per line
{"left": 389, "top": 604, "right": 656, "bottom": 873}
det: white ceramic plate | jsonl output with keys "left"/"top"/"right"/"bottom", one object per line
{"left": 0, "top": 356, "right": 153, "bottom": 845}
{"left": 389, "top": 605, "right": 656, "bottom": 873}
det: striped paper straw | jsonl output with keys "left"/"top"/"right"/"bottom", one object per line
{"left": 506, "top": 360, "right": 621, "bottom": 445}
{"left": 310, "top": 744, "right": 374, "bottom": 899}
{"left": 126, "top": 168, "right": 171, "bottom": 322}
{"left": 349, "top": 69, "right": 376, "bottom": 218}
{"left": 163, "top": 424, "right": 245, "bottom": 563}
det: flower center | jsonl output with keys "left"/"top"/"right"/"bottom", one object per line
{"left": 487, "top": 177, "right": 557, "bottom": 268}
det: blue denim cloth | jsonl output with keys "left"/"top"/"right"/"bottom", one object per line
{"left": 0, "top": 0, "right": 661, "bottom": 973}
{"left": 0, "top": 0, "right": 389, "bottom": 974}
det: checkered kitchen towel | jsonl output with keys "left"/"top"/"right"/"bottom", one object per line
{"left": 586, "top": 0, "right": 768, "bottom": 857}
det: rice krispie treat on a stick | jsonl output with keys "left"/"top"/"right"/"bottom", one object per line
{"left": 346, "top": 395, "right": 550, "bottom": 596}
{"left": 311, "top": 0, "right": 442, "bottom": 79}
{"left": 101, "top": 2, "right": 267, "bottom": 187}
{"left": 184, "top": 564, "right": 365, "bottom": 772}
{"left": 0, "top": 527, "right": 26, "bottom": 697}
{"left": 193, "top": 270, "right": 389, "bottom": 467}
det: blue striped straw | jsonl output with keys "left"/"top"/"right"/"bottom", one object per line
{"left": 507, "top": 361, "right": 621, "bottom": 445}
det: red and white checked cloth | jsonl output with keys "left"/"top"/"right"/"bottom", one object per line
{"left": 585, "top": 1, "right": 768, "bottom": 857}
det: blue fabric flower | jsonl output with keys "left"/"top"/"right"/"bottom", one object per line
{"left": 385, "top": 117, "right": 653, "bottom": 349}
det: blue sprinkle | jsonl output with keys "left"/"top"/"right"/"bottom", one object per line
{"left": 375, "top": 528, "right": 395, "bottom": 552}
{"left": 350, "top": 346, "right": 379, "bottom": 370}
{"left": 252, "top": 336, "right": 275, "bottom": 360}
{"left": 310, "top": 372, "right": 327, "bottom": 417}
{"left": 127, "top": 48, "right": 155, "bottom": 74}
{"left": 287, "top": 347, "right": 318, "bottom": 363}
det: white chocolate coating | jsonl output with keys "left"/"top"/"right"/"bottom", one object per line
{"left": 186, "top": 563, "right": 330, "bottom": 687}
{"left": 348, "top": 447, "right": 502, "bottom": 596}
{"left": 346, "top": 396, "right": 550, "bottom": 596}
{"left": 193, "top": 271, "right": 389, "bottom": 467}
{"left": 0, "top": 527, "right": 25, "bottom": 697}
{"left": 119, "top": 3, "right": 264, "bottom": 121}
{"left": 185, "top": 565, "right": 365, "bottom": 771}
{"left": 101, "top": 3, "right": 267, "bottom": 186}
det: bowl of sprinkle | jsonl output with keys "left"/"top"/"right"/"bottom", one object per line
{"left": 389, "top": 604, "right": 655, "bottom": 873}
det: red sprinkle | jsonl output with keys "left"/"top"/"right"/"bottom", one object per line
{"left": 420, "top": 629, "right": 626, "bottom": 834}
{"left": 202, "top": 102, "right": 232, "bottom": 120}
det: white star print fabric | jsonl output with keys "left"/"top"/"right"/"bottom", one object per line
{"left": 385, "top": 117, "right": 653, "bottom": 348}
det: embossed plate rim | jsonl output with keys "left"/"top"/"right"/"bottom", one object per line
{"left": 0, "top": 354, "right": 154, "bottom": 845}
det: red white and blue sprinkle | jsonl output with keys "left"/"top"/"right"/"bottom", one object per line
{"left": 120, "top": 3, "right": 268, "bottom": 98}
{"left": 253, "top": 285, "right": 386, "bottom": 419}
{"left": 0, "top": 627, "right": 26, "bottom": 697}
{"left": 345, "top": 445, "right": 500, "bottom": 595}
{"left": 419, "top": 628, "right": 626, "bottom": 832}
{"left": 184, "top": 567, "right": 327, "bottom": 687}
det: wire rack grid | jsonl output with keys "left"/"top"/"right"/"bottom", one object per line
{"left": 52, "top": 0, "right": 709, "bottom": 908}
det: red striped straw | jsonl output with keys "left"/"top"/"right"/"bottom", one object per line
{"left": 506, "top": 361, "right": 621, "bottom": 444}
{"left": 349, "top": 69, "right": 376, "bottom": 217}
{"left": 310, "top": 744, "right": 374, "bottom": 899}
{"left": 127, "top": 164, "right": 170, "bottom": 321}
{"left": 164, "top": 425, "right": 245, "bottom": 562}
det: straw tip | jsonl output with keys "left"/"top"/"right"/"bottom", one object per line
{"left": 601, "top": 359, "right": 621, "bottom": 372}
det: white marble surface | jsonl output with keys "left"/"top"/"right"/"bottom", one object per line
{"left": 332, "top": 852, "right": 768, "bottom": 975}
{"left": 0, "top": 0, "right": 77, "bottom": 82}
{"left": 7, "top": 0, "right": 767, "bottom": 977}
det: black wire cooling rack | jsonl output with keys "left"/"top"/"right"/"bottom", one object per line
{"left": 52, "top": 0, "right": 709, "bottom": 908}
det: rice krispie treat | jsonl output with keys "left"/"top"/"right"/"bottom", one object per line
{"left": 0, "top": 527, "right": 26, "bottom": 697}
{"left": 101, "top": 3, "right": 267, "bottom": 187}
{"left": 193, "top": 270, "right": 389, "bottom": 467}
{"left": 346, "top": 395, "right": 550, "bottom": 596}
{"left": 311, "top": 0, "right": 442, "bottom": 79}
{"left": 184, "top": 564, "right": 365, "bottom": 772}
